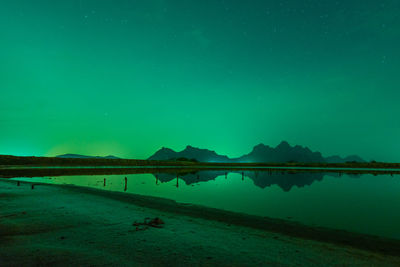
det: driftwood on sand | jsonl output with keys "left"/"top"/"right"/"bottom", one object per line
{"left": 132, "top": 217, "right": 165, "bottom": 231}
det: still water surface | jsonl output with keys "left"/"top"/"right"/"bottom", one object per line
{"left": 12, "top": 170, "right": 400, "bottom": 239}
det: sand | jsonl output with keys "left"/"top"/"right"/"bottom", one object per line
{"left": 1, "top": 179, "right": 399, "bottom": 266}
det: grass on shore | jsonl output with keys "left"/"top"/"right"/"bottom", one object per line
{"left": 1, "top": 154, "right": 400, "bottom": 169}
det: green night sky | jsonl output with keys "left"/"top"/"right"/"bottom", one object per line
{"left": 1, "top": 0, "right": 399, "bottom": 161}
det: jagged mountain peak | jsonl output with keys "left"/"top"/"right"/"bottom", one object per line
{"left": 184, "top": 145, "right": 197, "bottom": 150}
{"left": 276, "top": 140, "right": 291, "bottom": 148}
{"left": 160, "top": 146, "right": 175, "bottom": 151}
{"left": 148, "top": 145, "right": 229, "bottom": 162}
{"left": 254, "top": 143, "right": 267, "bottom": 149}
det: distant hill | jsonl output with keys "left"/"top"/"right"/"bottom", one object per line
{"left": 56, "top": 154, "right": 120, "bottom": 159}
{"left": 325, "top": 155, "right": 366, "bottom": 163}
{"left": 148, "top": 146, "right": 231, "bottom": 162}
{"left": 148, "top": 141, "right": 365, "bottom": 163}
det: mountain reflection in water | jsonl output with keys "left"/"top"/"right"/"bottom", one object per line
{"left": 152, "top": 170, "right": 357, "bottom": 192}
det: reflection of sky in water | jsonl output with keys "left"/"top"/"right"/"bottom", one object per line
{"left": 13, "top": 172, "right": 400, "bottom": 240}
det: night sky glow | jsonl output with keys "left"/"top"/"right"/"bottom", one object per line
{"left": 1, "top": 0, "right": 399, "bottom": 161}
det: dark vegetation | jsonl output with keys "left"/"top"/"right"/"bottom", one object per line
{"left": 0, "top": 154, "right": 399, "bottom": 169}
{"left": 171, "top": 157, "right": 199, "bottom": 162}
{"left": 0, "top": 155, "right": 399, "bottom": 178}
{"left": 1, "top": 167, "right": 399, "bottom": 179}
{"left": 0, "top": 155, "right": 192, "bottom": 167}
{"left": 0, "top": 166, "right": 202, "bottom": 178}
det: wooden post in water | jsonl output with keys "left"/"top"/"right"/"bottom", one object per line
{"left": 124, "top": 177, "right": 128, "bottom": 191}
{"left": 155, "top": 175, "right": 158, "bottom": 185}
{"left": 104, "top": 178, "right": 106, "bottom": 186}
{"left": 31, "top": 184, "right": 35, "bottom": 190}
{"left": 176, "top": 175, "right": 179, "bottom": 188}
{"left": 17, "top": 181, "right": 20, "bottom": 186}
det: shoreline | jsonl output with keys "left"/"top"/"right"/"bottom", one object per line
{"left": 27, "top": 180, "right": 400, "bottom": 256}
{"left": 1, "top": 179, "right": 400, "bottom": 266}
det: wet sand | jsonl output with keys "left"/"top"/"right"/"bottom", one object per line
{"left": 1, "top": 179, "right": 399, "bottom": 266}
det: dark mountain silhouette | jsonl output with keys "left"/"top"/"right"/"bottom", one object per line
{"left": 58, "top": 141, "right": 365, "bottom": 164}
{"left": 148, "top": 145, "right": 231, "bottom": 162}
{"left": 325, "top": 155, "right": 365, "bottom": 163}
{"left": 236, "top": 141, "right": 325, "bottom": 163}
{"left": 56, "top": 154, "right": 120, "bottom": 159}
{"left": 149, "top": 141, "right": 362, "bottom": 163}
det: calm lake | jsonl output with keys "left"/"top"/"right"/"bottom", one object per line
{"left": 11, "top": 170, "right": 400, "bottom": 240}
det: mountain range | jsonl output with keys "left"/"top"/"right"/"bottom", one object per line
{"left": 148, "top": 141, "right": 365, "bottom": 163}
{"left": 56, "top": 141, "right": 365, "bottom": 163}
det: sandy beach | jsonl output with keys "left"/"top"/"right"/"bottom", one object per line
{"left": 1, "top": 179, "right": 399, "bottom": 267}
